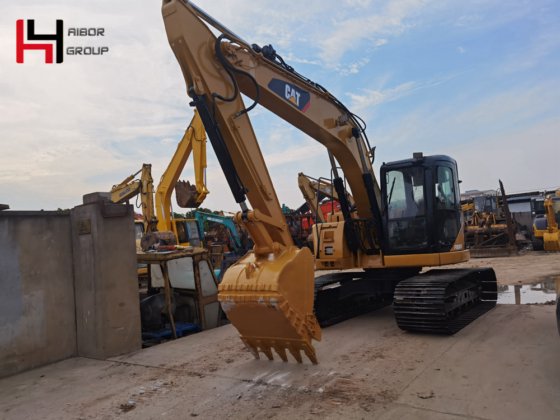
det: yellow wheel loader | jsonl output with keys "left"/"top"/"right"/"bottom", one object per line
{"left": 160, "top": 0, "right": 497, "bottom": 364}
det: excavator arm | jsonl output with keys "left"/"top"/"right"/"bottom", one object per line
{"left": 155, "top": 110, "right": 209, "bottom": 235}
{"left": 543, "top": 190, "right": 560, "bottom": 251}
{"left": 111, "top": 163, "right": 157, "bottom": 233}
{"left": 545, "top": 192, "right": 560, "bottom": 232}
{"left": 162, "top": 0, "right": 383, "bottom": 239}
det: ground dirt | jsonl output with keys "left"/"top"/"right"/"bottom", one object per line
{"left": 1, "top": 251, "right": 559, "bottom": 419}
{"left": 449, "top": 250, "right": 560, "bottom": 285}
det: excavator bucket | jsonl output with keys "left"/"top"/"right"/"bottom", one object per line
{"left": 175, "top": 180, "right": 200, "bottom": 208}
{"left": 219, "top": 246, "right": 321, "bottom": 364}
{"left": 544, "top": 231, "right": 560, "bottom": 251}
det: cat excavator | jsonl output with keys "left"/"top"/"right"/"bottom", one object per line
{"left": 161, "top": 0, "right": 497, "bottom": 364}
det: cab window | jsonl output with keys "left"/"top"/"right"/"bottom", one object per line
{"left": 435, "top": 167, "right": 457, "bottom": 210}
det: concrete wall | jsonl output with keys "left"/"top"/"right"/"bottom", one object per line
{"left": 0, "top": 212, "right": 76, "bottom": 378}
{"left": 0, "top": 202, "right": 141, "bottom": 378}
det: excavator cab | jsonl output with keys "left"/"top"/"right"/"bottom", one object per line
{"left": 381, "top": 154, "right": 462, "bottom": 255}
{"left": 172, "top": 218, "right": 202, "bottom": 247}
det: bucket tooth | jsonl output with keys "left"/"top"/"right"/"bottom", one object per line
{"left": 262, "top": 346, "right": 274, "bottom": 361}
{"left": 303, "top": 344, "right": 318, "bottom": 365}
{"left": 288, "top": 346, "right": 303, "bottom": 363}
{"left": 242, "top": 338, "right": 260, "bottom": 359}
{"left": 274, "top": 346, "right": 288, "bottom": 362}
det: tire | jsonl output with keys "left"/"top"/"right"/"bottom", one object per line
{"left": 532, "top": 238, "right": 544, "bottom": 251}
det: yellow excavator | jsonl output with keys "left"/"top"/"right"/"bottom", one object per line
{"left": 533, "top": 190, "right": 560, "bottom": 251}
{"left": 298, "top": 172, "right": 355, "bottom": 223}
{"left": 110, "top": 163, "right": 158, "bottom": 243}
{"left": 161, "top": 0, "right": 497, "bottom": 364}
{"left": 295, "top": 173, "right": 352, "bottom": 246}
{"left": 111, "top": 111, "right": 209, "bottom": 248}
{"left": 156, "top": 110, "right": 209, "bottom": 246}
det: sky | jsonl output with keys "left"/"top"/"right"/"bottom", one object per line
{"left": 1, "top": 0, "right": 559, "bottom": 213}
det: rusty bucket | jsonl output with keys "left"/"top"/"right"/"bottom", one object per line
{"left": 175, "top": 180, "right": 200, "bottom": 208}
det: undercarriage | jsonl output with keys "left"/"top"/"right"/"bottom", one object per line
{"left": 315, "top": 268, "right": 498, "bottom": 334}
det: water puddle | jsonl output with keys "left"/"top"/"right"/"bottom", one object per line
{"left": 497, "top": 277, "right": 560, "bottom": 304}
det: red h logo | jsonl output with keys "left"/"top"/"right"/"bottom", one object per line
{"left": 16, "top": 19, "right": 64, "bottom": 64}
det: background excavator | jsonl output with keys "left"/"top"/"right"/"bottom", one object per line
{"left": 110, "top": 112, "right": 224, "bottom": 339}
{"left": 156, "top": 109, "right": 209, "bottom": 247}
{"left": 161, "top": 0, "right": 497, "bottom": 364}
{"left": 297, "top": 172, "right": 354, "bottom": 224}
{"left": 111, "top": 111, "right": 210, "bottom": 248}
{"left": 192, "top": 209, "right": 250, "bottom": 281}
{"left": 110, "top": 163, "right": 158, "bottom": 242}
{"left": 194, "top": 210, "right": 244, "bottom": 253}
{"left": 533, "top": 190, "right": 560, "bottom": 251}
{"left": 288, "top": 173, "right": 352, "bottom": 247}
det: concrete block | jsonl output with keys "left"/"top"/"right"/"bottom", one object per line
{"left": 82, "top": 192, "right": 111, "bottom": 205}
{"left": 71, "top": 202, "right": 141, "bottom": 358}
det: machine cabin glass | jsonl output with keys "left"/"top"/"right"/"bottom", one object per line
{"left": 381, "top": 155, "right": 462, "bottom": 255}
{"left": 434, "top": 165, "right": 461, "bottom": 249}
{"left": 385, "top": 166, "right": 428, "bottom": 252}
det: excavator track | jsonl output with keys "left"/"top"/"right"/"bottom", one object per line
{"left": 393, "top": 268, "right": 497, "bottom": 334}
{"left": 314, "top": 269, "right": 419, "bottom": 327}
